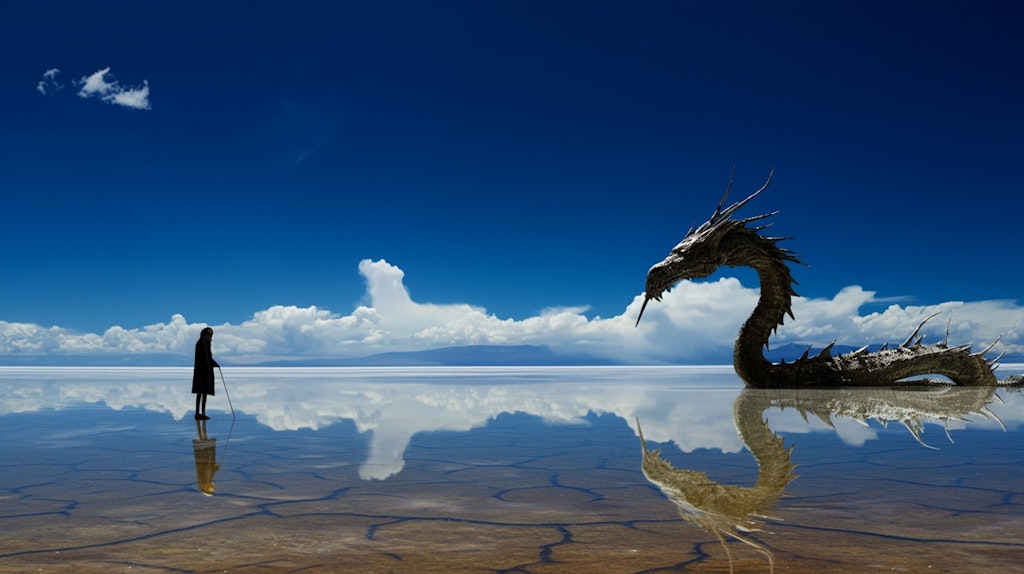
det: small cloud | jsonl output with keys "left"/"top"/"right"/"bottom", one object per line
{"left": 36, "top": 68, "right": 64, "bottom": 95}
{"left": 76, "top": 67, "right": 151, "bottom": 110}
{"left": 109, "top": 82, "right": 151, "bottom": 110}
{"left": 78, "top": 68, "right": 118, "bottom": 98}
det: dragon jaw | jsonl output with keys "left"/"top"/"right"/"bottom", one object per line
{"left": 636, "top": 250, "right": 720, "bottom": 326}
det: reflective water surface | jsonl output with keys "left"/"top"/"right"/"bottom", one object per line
{"left": 2, "top": 366, "right": 1023, "bottom": 573}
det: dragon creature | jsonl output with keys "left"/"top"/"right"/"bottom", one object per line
{"left": 636, "top": 170, "right": 1012, "bottom": 387}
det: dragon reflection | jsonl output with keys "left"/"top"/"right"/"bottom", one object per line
{"left": 637, "top": 385, "right": 1002, "bottom": 573}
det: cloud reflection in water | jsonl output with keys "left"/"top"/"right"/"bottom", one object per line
{"left": 1, "top": 366, "right": 1021, "bottom": 482}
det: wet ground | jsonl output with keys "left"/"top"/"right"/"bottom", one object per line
{"left": 2, "top": 366, "right": 1023, "bottom": 573}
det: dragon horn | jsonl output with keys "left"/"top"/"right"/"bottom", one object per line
{"left": 636, "top": 417, "right": 648, "bottom": 450}
{"left": 711, "top": 166, "right": 737, "bottom": 219}
{"left": 714, "top": 168, "right": 776, "bottom": 223}
{"left": 635, "top": 297, "right": 651, "bottom": 327}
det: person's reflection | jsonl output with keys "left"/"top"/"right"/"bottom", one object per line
{"left": 637, "top": 385, "right": 1002, "bottom": 573}
{"left": 193, "top": 419, "right": 220, "bottom": 496}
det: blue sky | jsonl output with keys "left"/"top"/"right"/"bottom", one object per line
{"left": 2, "top": 1, "right": 1022, "bottom": 365}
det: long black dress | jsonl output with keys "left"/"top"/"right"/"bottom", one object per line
{"left": 192, "top": 337, "right": 218, "bottom": 395}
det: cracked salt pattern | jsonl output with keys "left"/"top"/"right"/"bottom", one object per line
{"left": 2, "top": 366, "right": 1023, "bottom": 573}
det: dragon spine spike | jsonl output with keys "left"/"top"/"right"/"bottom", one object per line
{"left": 974, "top": 336, "right": 1002, "bottom": 357}
{"left": 981, "top": 407, "right": 1007, "bottom": 431}
{"left": 901, "top": 312, "right": 941, "bottom": 348}
{"left": 944, "top": 317, "right": 953, "bottom": 346}
{"left": 901, "top": 421, "right": 937, "bottom": 450}
{"left": 739, "top": 212, "right": 779, "bottom": 226}
{"left": 799, "top": 346, "right": 811, "bottom": 361}
{"left": 851, "top": 345, "right": 869, "bottom": 356}
{"left": 817, "top": 341, "right": 836, "bottom": 358}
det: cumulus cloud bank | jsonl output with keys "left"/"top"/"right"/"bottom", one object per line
{"left": 37, "top": 67, "right": 151, "bottom": 110}
{"left": 1, "top": 259, "right": 1022, "bottom": 365}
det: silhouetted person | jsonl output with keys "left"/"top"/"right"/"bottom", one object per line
{"left": 192, "top": 327, "right": 219, "bottom": 420}
{"left": 193, "top": 419, "right": 219, "bottom": 495}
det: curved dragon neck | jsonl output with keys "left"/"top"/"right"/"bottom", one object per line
{"left": 726, "top": 232, "right": 999, "bottom": 387}
{"left": 732, "top": 243, "right": 796, "bottom": 385}
{"left": 646, "top": 174, "right": 1005, "bottom": 387}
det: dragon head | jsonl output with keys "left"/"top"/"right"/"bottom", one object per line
{"left": 636, "top": 170, "right": 778, "bottom": 326}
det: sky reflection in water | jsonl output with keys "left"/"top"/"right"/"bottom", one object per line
{"left": 2, "top": 366, "right": 1023, "bottom": 573}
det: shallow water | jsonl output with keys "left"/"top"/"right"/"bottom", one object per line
{"left": 2, "top": 366, "right": 1023, "bottom": 573}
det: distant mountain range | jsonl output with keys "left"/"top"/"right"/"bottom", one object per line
{"left": 0, "top": 353, "right": 186, "bottom": 367}
{"left": 1, "top": 343, "right": 1019, "bottom": 367}
{"left": 255, "top": 345, "right": 619, "bottom": 367}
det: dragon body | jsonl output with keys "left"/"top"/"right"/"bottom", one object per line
{"left": 637, "top": 171, "right": 1005, "bottom": 387}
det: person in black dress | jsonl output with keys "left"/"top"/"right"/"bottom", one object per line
{"left": 192, "top": 327, "right": 219, "bottom": 420}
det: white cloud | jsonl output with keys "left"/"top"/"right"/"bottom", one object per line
{"left": 75, "top": 67, "right": 151, "bottom": 110}
{"left": 108, "top": 81, "right": 150, "bottom": 110}
{"left": 78, "top": 68, "right": 118, "bottom": 98}
{"left": 36, "top": 68, "right": 64, "bottom": 95}
{"left": 0, "top": 259, "right": 1022, "bottom": 366}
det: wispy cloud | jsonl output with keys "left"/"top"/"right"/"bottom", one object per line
{"left": 77, "top": 68, "right": 150, "bottom": 110}
{"left": 37, "top": 67, "right": 150, "bottom": 110}
{"left": 36, "top": 68, "right": 63, "bottom": 95}
{"left": 1, "top": 259, "right": 1021, "bottom": 365}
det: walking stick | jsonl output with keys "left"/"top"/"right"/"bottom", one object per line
{"left": 217, "top": 366, "right": 236, "bottom": 420}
